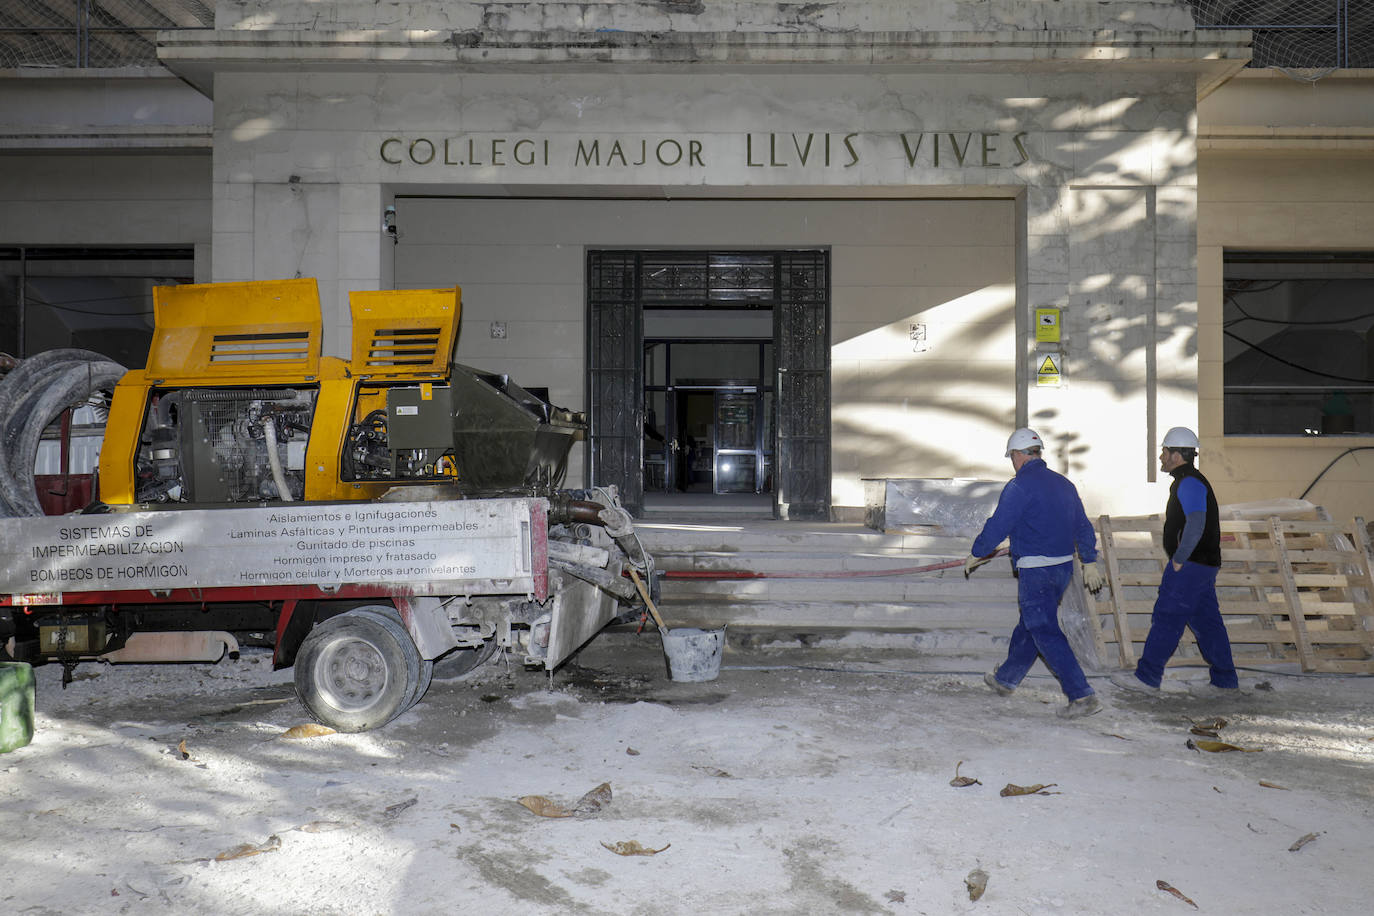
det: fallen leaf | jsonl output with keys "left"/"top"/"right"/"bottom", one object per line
{"left": 966, "top": 868, "right": 989, "bottom": 901}
{"left": 177, "top": 739, "right": 191, "bottom": 761}
{"left": 574, "top": 782, "right": 613, "bottom": 817}
{"left": 1212, "top": 786, "right": 1222, "bottom": 794}
{"left": 692, "top": 765, "right": 732, "bottom": 778}
{"left": 1156, "top": 879, "right": 1198, "bottom": 909}
{"left": 626, "top": 747, "right": 640, "bottom": 756}
{"left": 283, "top": 723, "right": 337, "bottom": 739}
{"left": 214, "top": 834, "right": 282, "bottom": 862}
{"left": 1246, "top": 823, "right": 1263, "bottom": 834}
{"left": 384, "top": 798, "right": 418, "bottom": 819}
{"left": 1189, "top": 726, "right": 1220, "bottom": 738}
{"left": 294, "top": 820, "right": 347, "bottom": 833}
{"left": 1186, "top": 716, "right": 1228, "bottom": 731}
{"left": 884, "top": 890, "right": 906, "bottom": 904}
{"left": 1289, "top": 831, "right": 1322, "bottom": 852}
{"left": 950, "top": 761, "right": 981, "bottom": 788}
{"left": 1000, "top": 783, "right": 1059, "bottom": 797}
{"left": 600, "top": 840, "right": 670, "bottom": 856}
{"left": 1106, "top": 733, "right": 1130, "bottom": 741}
{"left": 1187, "top": 739, "right": 1262, "bottom": 753}
{"left": 518, "top": 795, "right": 573, "bottom": 818}
{"left": 1259, "top": 781, "right": 1290, "bottom": 791}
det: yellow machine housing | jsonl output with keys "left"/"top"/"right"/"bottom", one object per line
{"left": 99, "top": 279, "right": 466, "bottom": 505}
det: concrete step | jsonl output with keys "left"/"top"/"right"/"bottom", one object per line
{"left": 646, "top": 598, "right": 1017, "bottom": 631}
{"left": 659, "top": 575, "right": 1018, "bottom": 603}
{"left": 635, "top": 520, "right": 972, "bottom": 556}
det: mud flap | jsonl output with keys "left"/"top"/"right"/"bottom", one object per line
{"left": 542, "top": 566, "right": 621, "bottom": 669}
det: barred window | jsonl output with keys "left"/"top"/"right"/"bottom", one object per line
{"left": 1224, "top": 252, "right": 1374, "bottom": 437}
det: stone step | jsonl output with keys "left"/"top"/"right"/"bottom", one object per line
{"left": 651, "top": 550, "right": 972, "bottom": 573}
{"left": 644, "top": 598, "right": 1018, "bottom": 631}
{"left": 635, "top": 521, "right": 972, "bottom": 555}
{"left": 658, "top": 574, "right": 1018, "bottom": 603}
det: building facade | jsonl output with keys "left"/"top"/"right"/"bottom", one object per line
{"left": 2, "top": 1, "right": 1371, "bottom": 523}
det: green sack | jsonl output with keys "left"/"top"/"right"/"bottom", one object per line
{"left": 0, "top": 661, "right": 36, "bottom": 753}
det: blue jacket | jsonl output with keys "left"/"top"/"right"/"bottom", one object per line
{"left": 971, "top": 458, "right": 1098, "bottom": 565}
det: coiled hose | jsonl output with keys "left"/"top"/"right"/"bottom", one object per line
{"left": 0, "top": 350, "right": 127, "bottom": 517}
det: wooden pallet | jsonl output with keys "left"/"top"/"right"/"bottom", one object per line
{"left": 1089, "top": 511, "right": 1374, "bottom": 673}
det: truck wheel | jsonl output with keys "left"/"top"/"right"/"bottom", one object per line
{"left": 294, "top": 611, "right": 420, "bottom": 732}
{"left": 433, "top": 638, "right": 499, "bottom": 679}
{"left": 348, "top": 606, "right": 429, "bottom": 712}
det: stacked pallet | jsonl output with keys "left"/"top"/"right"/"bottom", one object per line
{"left": 1089, "top": 508, "right": 1374, "bottom": 673}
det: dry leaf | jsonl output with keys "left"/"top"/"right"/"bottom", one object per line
{"left": 574, "top": 782, "right": 613, "bottom": 817}
{"left": 884, "top": 891, "right": 906, "bottom": 904}
{"left": 1189, "top": 726, "right": 1220, "bottom": 738}
{"left": 626, "top": 747, "right": 640, "bottom": 756}
{"left": 384, "top": 797, "right": 418, "bottom": 818}
{"left": 1259, "top": 781, "right": 1290, "bottom": 791}
{"left": 1187, "top": 739, "right": 1262, "bottom": 753}
{"left": 283, "top": 723, "right": 337, "bottom": 739}
{"left": 177, "top": 739, "right": 191, "bottom": 760}
{"left": 1186, "top": 716, "right": 1228, "bottom": 730}
{"left": 691, "top": 765, "right": 732, "bottom": 778}
{"left": 518, "top": 795, "right": 573, "bottom": 818}
{"left": 294, "top": 820, "right": 347, "bottom": 833}
{"left": 1289, "top": 832, "right": 1321, "bottom": 852}
{"left": 519, "top": 782, "right": 613, "bottom": 819}
{"left": 600, "top": 840, "right": 670, "bottom": 856}
{"left": 1156, "top": 879, "right": 1198, "bottom": 909}
{"left": 999, "top": 783, "right": 1059, "bottom": 797}
{"left": 214, "top": 834, "right": 282, "bottom": 862}
{"left": 965, "top": 868, "right": 989, "bottom": 901}
{"left": 950, "top": 761, "right": 981, "bottom": 788}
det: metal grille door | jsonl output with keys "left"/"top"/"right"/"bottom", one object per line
{"left": 774, "top": 252, "right": 831, "bottom": 520}
{"left": 586, "top": 253, "right": 644, "bottom": 514}
{"left": 588, "top": 249, "right": 830, "bottom": 519}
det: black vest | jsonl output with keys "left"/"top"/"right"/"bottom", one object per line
{"left": 1163, "top": 464, "right": 1221, "bottom": 567}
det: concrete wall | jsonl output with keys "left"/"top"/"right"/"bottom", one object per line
{"left": 0, "top": 155, "right": 210, "bottom": 249}
{"left": 1198, "top": 153, "right": 1374, "bottom": 526}
{"left": 206, "top": 62, "right": 1197, "bottom": 518}
{"left": 214, "top": 0, "right": 1196, "bottom": 33}
{"left": 392, "top": 197, "right": 1015, "bottom": 499}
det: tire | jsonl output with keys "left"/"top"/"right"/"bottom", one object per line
{"left": 293, "top": 611, "right": 421, "bottom": 732}
{"left": 349, "top": 606, "right": 427, "bottom": 712}
{"left": 433, "top": 638, "right": 499, "bottom": 680}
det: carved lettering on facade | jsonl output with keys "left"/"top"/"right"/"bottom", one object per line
{"left": 380, "top": 131, "right": 1032, "bottom": 170}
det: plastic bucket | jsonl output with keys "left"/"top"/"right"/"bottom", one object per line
{"left": 1, "top": 661, "right": 36, "bottom": 754}
{"left": 662, "top": 627, "right": 725, "bottom": 683}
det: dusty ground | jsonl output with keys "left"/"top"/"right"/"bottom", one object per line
{"left": 3, "top": 632, "right": 1372, "bottom": 915}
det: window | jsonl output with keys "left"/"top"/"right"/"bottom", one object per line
{"left": 1223, "top": 252, "right": 1374, "bottom": 436}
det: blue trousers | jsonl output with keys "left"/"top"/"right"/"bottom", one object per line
{"left": 993, "top": 563, "right": 1093, "bottom": 701}
{"left": 1134, "top": 561, "right": 1238, "bottom": 688}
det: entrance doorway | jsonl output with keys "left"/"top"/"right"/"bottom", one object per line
{"left": 588, "top": 249, "right": 829, "bottom": 518}
{"left": 644, "top": 337, "right": 773, "bottom": 496}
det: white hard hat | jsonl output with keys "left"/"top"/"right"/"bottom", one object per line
{"left": 1161, "top": 426, "right": 1199, "bottom": 450}
{"left": 1005, "top": 427, "right": 1044, "bottom": 457}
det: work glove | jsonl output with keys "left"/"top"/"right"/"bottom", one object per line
{"left": 963, "top": 555, "right": 987, "bottom": 579}
{"left": 1082, "top": 561, "right": 1106, "bottom": 595}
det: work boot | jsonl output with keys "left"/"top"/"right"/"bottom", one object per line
{"left": 1109, "top": 670, "right": 1160, "bottom": 695}
{"left": 983, "top": 670, "right": 1015, "bottom": 697}
{"left": 1057, "top": 694, "right": 1102, "bottom": 719}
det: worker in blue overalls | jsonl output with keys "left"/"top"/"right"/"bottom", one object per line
{"left": 966, "top": 427, "right": 1107, "bottom": 719}
{"left": 1110, "top": 426, "right": 1239, "bottom": 696}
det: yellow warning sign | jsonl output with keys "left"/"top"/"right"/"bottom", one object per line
{"left": 1034, "top": 308, "right": 1061, "bottom": 343}
{"left": 1036, "top": 352, "right": 1061, "bottom": 387}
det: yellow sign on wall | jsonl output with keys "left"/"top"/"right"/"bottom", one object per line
{"left": 1037, "top": 352, "right": 1062, "bottom": 387}
{"left": 1035, "top": 308, "right": 1061, "bottom": 343}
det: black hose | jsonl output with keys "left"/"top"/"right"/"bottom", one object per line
{"left": 0, "top": 353, "right": 127, "bottom": 517}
